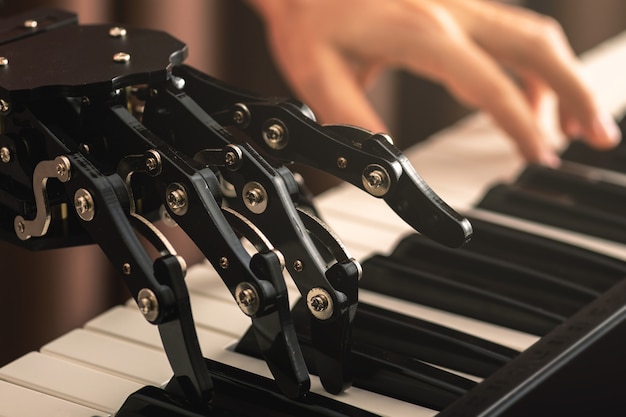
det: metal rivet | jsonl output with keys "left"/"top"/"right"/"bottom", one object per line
{"left": 109, "top": 26, "right": 127, "bottom": 37}
{"left": 337, "top": 157, "right": 348, "bottom": 169}
{"left": 219, "top": 256, "right": 229, "bottom": 269}
{"left": 113, "top": 52, "right": 131, "bottom": 63}
{"left": 15, "top": 220, "right": 24, "bottom": 234}
{"left": 0, "top": 147, "right": 11, "bottom": 163}
{"left": 23, "top": 19, "right": 38, "bottom": 29}
{"left": 74, "top": 188, "right": 95, "bottom": 221}
{"left": 122, "top": 263, "right": 132, "bottom": 275}
{"left": 0, "top": 57, "right": 8, "bottom": 67}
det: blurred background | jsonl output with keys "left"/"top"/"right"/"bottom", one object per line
{"left": 1, "top": 0, "right": 625, "bottom": 367}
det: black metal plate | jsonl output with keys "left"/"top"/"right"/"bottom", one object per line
{"left": 0, "top": 23, "right": 187, "bottom": 101}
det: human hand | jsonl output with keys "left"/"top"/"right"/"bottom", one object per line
{"left": 246, "top": 0, "right": 621, "bottom": 166}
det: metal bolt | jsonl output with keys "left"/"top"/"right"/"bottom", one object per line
{"left": 0, "top": 57, "right": 8, "bottom": 67}
{"left": 166, "top": 183, "right": 188, "bottom": 215}
{"left": 219, "top": 256, "right": 229, "bottom": 269}
{"left": 23, "top": 19, "right": 38, "bottom": 29}
{"left": 262, "top": 119, "right": 288, "bottom": 150}
{"left": 233, "top": 110, "right": 245, "bottom": 125}
{"left": 266, "top": 124, "right": 283, "bottom": 142}
{"left": 0, "top": 147, "right": 11, "bottom": 163}
{"left": 109, "top": 26, "right": 127, "bottom": 38}
{"left": 310, "top": 294, "right": 329, "bottom": 312}
{"left": 74, "top": 188, "right": 95, "bottom": 221}
{"left": 293, "top": 259, "right": 304, "bottom": 272}
{"left": 337, "top": 157, "right": 348, "bottom": 169}
{"left": 362, "top": 164, "right": 391, "bottom": 197}
{"left": 137, "top": 288, "right": 159, "bottom": 322}
{"left": 367, "top": 171, "right": 384, "bottom": 187}
{"left": 113, "top": 52, "right": 131, "bottom": 63}
{"left": 55, "top": 158, "right": 71, "bottom": 181}
{"left": 235, "top": 282, "right": 259, "bottom": 316}
{"left": 122, "top": 263, "right": 132, "bottom": 275}
{"left": 242, "top": 181, "right": 268, "bottom": 214}
{"left": 245, "top": 188, "right": 263, "bottom": 206}
{"left": 306, "top": 287, "right": 333, "bottom": 320}
{"left": 15, "top": 220, "right": 24, "bottom": 234}
{"left": 224, "top": 151, "right": 237, "bottom": 167}
{"left": 145, "top": 157, "right": 158, "bottom": 172}
{"left": 0, "top": 99, "right": 10, "bottom": 114}
{"left": 231, "top": 103, "right": 250, "bottom": 128}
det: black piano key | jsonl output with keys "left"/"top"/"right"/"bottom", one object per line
{"left": 360, "top": 254, "right": 566, "bottom": 335}
{"left": 462, "top": 217, "right": 626, "bottom": 293}
{"left": 516, "top": 163, "right": 626, "bottom": 216}
{"left": 387, "top": 234, "right": 598, "bottom": 317}
{"left": 477, "top": 182, "right": 626, "bottom": 244}
{"left": 437, "top": 274, "right": 626, "bottom": 417}
{"left": 352, "top": 301, "right": 518, "bottom": 378}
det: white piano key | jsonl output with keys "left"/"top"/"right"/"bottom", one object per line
{"left": 85, "top": 305, "right": 239, "bottom": 360}
{"left": 0, "top": 352, "right": 141, "bottom": 415}
{"left": 41, "top": 328, "right": 172, "bottom": 387}
{"left": 0, "top": 380, "right": 108, "bottom": 417}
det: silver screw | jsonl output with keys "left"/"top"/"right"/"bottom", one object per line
{"left": 306, "top": 287, "right": 333, "bottom": 320}
{"left": 310, "top": 294, "right": 329, "bottom": 312}
{"left": 293, "top": 259, "right": 304, "bottom": 272}
{"left": 367, "top": 170, "right": 385, "bottom": 187}
{"left": 109, "top": 26, "right": 127, "bottom": 38}
{"left": 0, "top": 147, "right": 11, "bottom": 163}
{"left": 55, "top": 158, "right": 71, "bottom": 182}
{"left": 242, "top": 181, "right": 268, "bottom": 214}
{"left": 337, "top": 157, "right": 348, "bottom": 169}
{"left": 166, "top": 183, "right": 188, "bottom": 215}
{"left": 113, "top": 52, "right": 131, "bottom": 63}
{"left": 362, "top": 164, "right": 391, "bottom": 197}
{"left": 219, "top": 256, "right": 229, "bottom": 269}
{"left": 224, "top": 151, "right": 237, "bottom": 166}
{"left": 231, "top": 103, "right": 250, "bottom": 128}
{"left": 233, "top": 110, "right": 245, "bottom": 125}
{"left": 0, "top": 57, "right": 8, "bottom": 67}
{"left": 137, "top": 288, "right": 159, "bottom": 322}
{"left": 122, "top": 263, "right": 132, "bottom": 275}
{"left": 266, "top": 123, "right": 284, "bottom": 142}
{"left": 262, "top": 119, "right": 288, "bottom": 150}
{"left": 245, "top": 188, "right": 263, "bottom": 206}
{"left": 145, "top": 157, "right": 158, "bottom": 172}
{"left": 23, "top": 19, "right": 38, "bottom": 29}
{"left": 235, "top": 282, "right": 259, "bottom": 316}
{"left": 74, "top": 188, "right": 96, "bottom": 221}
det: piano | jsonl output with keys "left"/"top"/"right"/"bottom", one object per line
{"left": 2, "top": 16, "right": 626, "bottom": 417}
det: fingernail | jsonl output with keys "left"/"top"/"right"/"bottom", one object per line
{"left": 564, "top": 119, "right": 583, "bottom": 138}
{"left": 538, "top": 149, "right": 561, "bottom": 168}
{"left": 593, "top": 113, "right": 622, "bottom": 145}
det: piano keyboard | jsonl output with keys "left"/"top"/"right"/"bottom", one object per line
{"left": 3, "top": 29, "right": 626, "bottom": 417}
